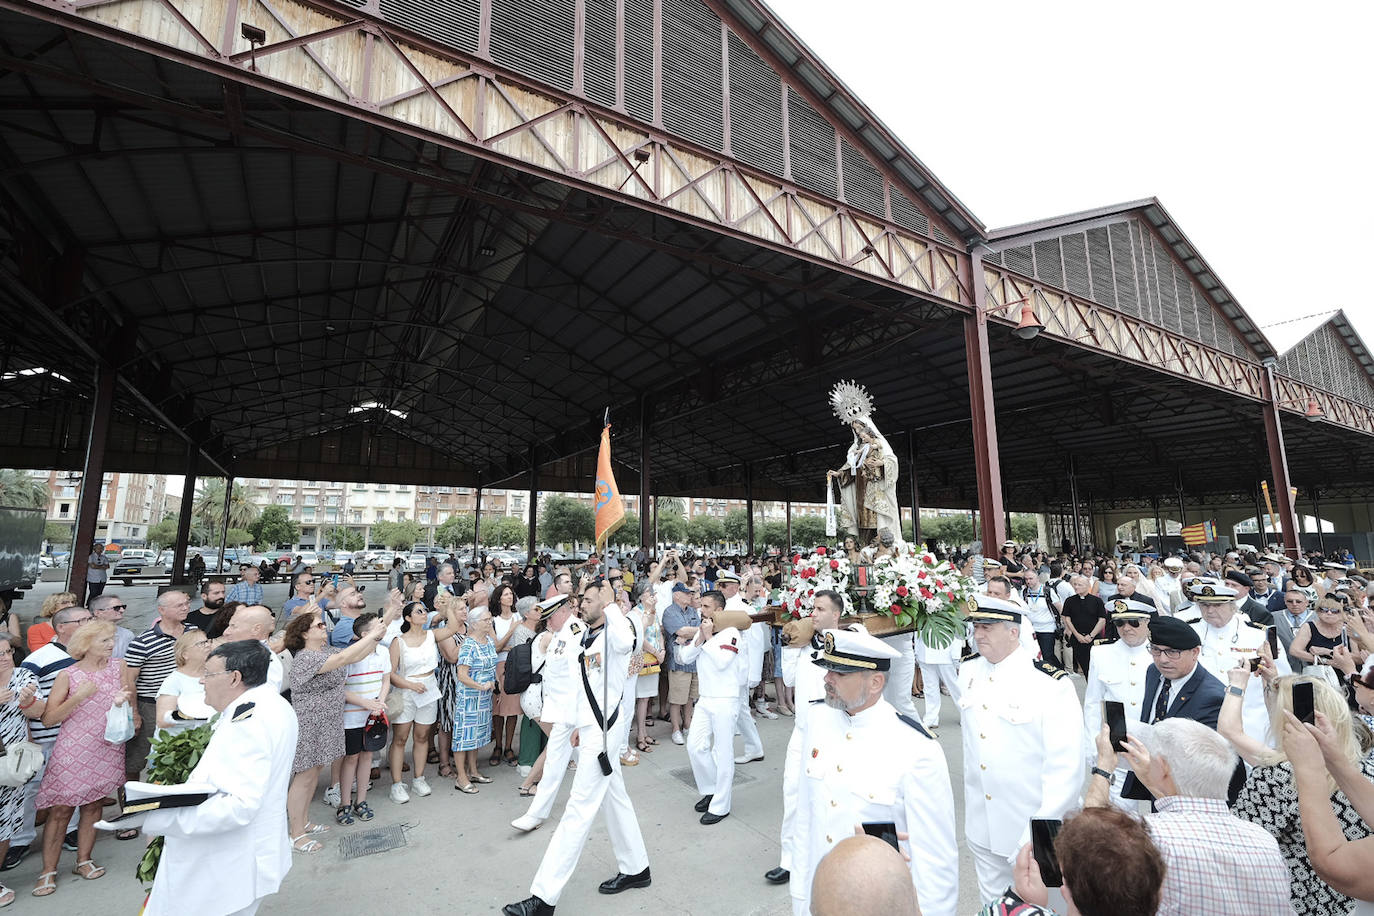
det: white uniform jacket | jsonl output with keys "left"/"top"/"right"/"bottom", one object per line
{"left": 794, "top": 697, "right": 958, "bottom": 916}
{"left": 573, "top": 604, "right": 637, "bottom": 731}
{"left": 1081, "top": 639, "right": 1151, "bottom": 758}
{"left": 677, "top": 626, "right": 746, "bottom": 697}
{"left": 143, "top": 684, "right": 299, "bottom": 916}
{"left": 958, "top": 646, "right": 1083, "bottom": 858}
{"left": 1193, "top": 615, "right": 1291, "bottom": 743}
{"left": 538, "top": 617, "right": 586, "bottom": 726}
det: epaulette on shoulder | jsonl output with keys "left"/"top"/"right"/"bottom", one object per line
{"left": 896, "top": 712, "right": 933, "bottom": 739}
{"left": 1246, "top": 619, "right": 1268, "bottom": 630}
{"left": 231, "top": 701, "right": 256, "bottom": 722}
{"left": 1093, "top": 637, "right": 1117, "bottom": 646}
{"left": 961, "top": 650, "right": 981, "bottom": 663}
{"left": 1180, "top": 616, "right": 1202, "bottom": 626}
{"left": 568, "top": 620, "right": 583, "bottom": 634}
{"left": 809, "top": 698, "right": 825, "bottom": 705}
{"left": 1034, "top": 660, "right": 1068, "bottom": 680}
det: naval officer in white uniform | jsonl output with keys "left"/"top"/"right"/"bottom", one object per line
{"left": 511, "top": 594, "right": 581, "bottom": 833}
{"left": 678, "top": 589, "right": 748, "bottom": 824}
{"left": 958, "top": 594, "right": 1083, "bottom": 905}
{"left": 1081, "top": 598, "right": 1153, "bottom": 810}
{"left": 1189, "top": 581, "right": 1290, "bottom": 745}
{"left": 792, "top": 627, "right": 958, "bottom": 916}
{"left": 504, "top": 579, "right": 650, "bottom": 916}
{"left": 717, "top": 572, "right": 766, "bottom": 764}
{"left": 139, "top": 639, "right": 299, "bottom": 916}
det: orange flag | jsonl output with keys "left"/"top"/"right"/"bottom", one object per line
{"left": 594, "top": 423, "right": 625, "bottom": 549}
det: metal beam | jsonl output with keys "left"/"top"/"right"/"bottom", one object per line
{"left": 640, "top": 395, "right": 652, "bottom": 553}
{"left": 1261, "top": 359, "right": 1301, "bottom": 559}
{"left": 965, "top": 251, "right": 1006, "bottom": 552}
{"left": 67, "top": 362, "right": 114, "bottom": 601}
{"left": 171, "top": 441, "right": 197, "bottom": 585}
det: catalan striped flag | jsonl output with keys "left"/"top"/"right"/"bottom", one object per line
{"left": 1180, "top": 521, "right": 1214, "bottom": 546}
{"left": 594, "top": 422, "right": 625, "bottom": 550}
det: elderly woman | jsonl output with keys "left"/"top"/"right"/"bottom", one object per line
{"left": 153, "top": 630, "right": 213, "bottom": 743}
{"left": 449, "top": 606, "right": 496, "bottom": 793}
{"left": 509, "top": 597, "right": 544, "bottom": 779}
{"left": 33, "top": 621, "right": 130, "bottom": 897}
{"left": 26, "top": 592, "right": 77, "bottom": 652}
{"left": 0, "top": 634, "right": 43, "bottom": 906}
{"left": 281, "top": 606, "right": 389, "bottom": 853}
{"left": 1225, "top": 668, "right": 1374, "bottom": 916}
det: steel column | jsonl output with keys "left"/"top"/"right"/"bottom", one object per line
{"left": 1310, "top": 487, "right": 1327, "bottom": 555}
{"left": 745, "top": 463, "right": 755, "bottom": 555}
{"left": 652, "top": 495, "right": 659, "bottom": 554}
{"left": 1068, "top": 461, "right": 1082, "bottom": 554}
{"left": 217, "top": 476, "right": 233, "bottom": 566}
{"left": 639, "top": 397, "right": 652, "bottom": 554}
{"left": 907, "top": 430, "right": 920, "bottom": 545}
{"left": 964, "top": 249, "right": 1006, "bottom": 552}
{"left": 1260, "top": 359, "right": 1302, "bottom": 559}
{"left": 1152, "top": 497, "right": 1164, "bottom": 555}
{"left": 1253, "top": 484, "right": 1267, "bottom": 547}
{"left": 526, "top": 446, "right": 539, "bottom": 562}
{"left": 473, "top": 482, "right": 483, "bottom": 558}
{"left": 785, "top": 487, "right": 792, "bottom": 553}
{"left": 1085, "top": 494, "right": 1096, "bottom": 552}
{"left": 68, "top": 363, "right": 115, "bottom": 602}
{"left": 171, "top": 440, "right": 197, "bottom": 585}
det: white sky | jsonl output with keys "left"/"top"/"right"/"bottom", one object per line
{"left": 768, "top": 0, "right": 1374, "bottom": 343}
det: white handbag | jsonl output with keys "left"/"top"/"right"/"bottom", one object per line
{"left": 104, "top": 701, "right": 135, "bottom": 744}
{"left": 520, "top": 681, "right": 544, "bottom": 720}
{"left": 0, "top": 739, "right": 43, "bottom": 787}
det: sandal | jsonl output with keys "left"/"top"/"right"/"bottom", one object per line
{"left": 620, "top": 752, "right": 639, "bottom": 766}
{"left": 518, "top": 785, "right": 536, "bottom": 797}
{"left": 0, "top": 884, "right": 13, "bottom": 907}
{"left": 644, "top": 735, "right": 659, "bottom": 745}
{"left": 471, "top": 773, "right": 492, "bottom": 784}
{"left": 335, "top": 805, "right": 355, "bottom": 826}
{"left": 352, "top": 801, "right": 375, "bottom": 821}
{"left": 31, "top": 872, "right": 56, "bottom": 897}
{"left": 291, "top": 834, "right": 323, "bottom": 853}
{"left": 438, "top": 764, "right": 455, "bottom": 778}
{"left": 115, "top": 827, "right": 139, "bottom": 841}
{"left": 426, "top": 748, "right": 440, "bottom": 765}
{"left": 454, "top": 782, "right": 479, "bottom": 794}
{"left": 304, "top": 822, "right": 330, "bottom": 836}
{"left": 488, "top": 748, "right": 503, "bottom": 767}
{"left": 644, "top": 715, "right": 656, "bottom": 726}
{"left": 636, "top": 739, "right": 653, "bottom": 754}
{"left": 504, "top": 750, "right": 518, "bottom": 766}
{"left": 72, "top": 860, "right": 105, "bottom": 880}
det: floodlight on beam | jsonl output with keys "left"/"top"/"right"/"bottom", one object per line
{"left": 1277, "top": 395, "right": 1326, "bottom": 423}
{"left": 983, "top": 296, "right": 1044, "bottom": 341}
{"left": 241, "top": 22, "right": 266, "bottom": 71}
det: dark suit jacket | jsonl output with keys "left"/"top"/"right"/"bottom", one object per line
{"left": 1239, "top": 597, "right": 1274, "bottom": 626}
{"left": 1139, "top": 663, "right": 1225, "bottom": 729}
{"left": 423, "top": 580, "right": 461, "bottom": 612}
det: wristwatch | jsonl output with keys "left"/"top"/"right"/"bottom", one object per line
{"left": 1091, "top": 766, "right": 1115, "bottom": 784}
{"left": 1227, "top": 685, "right": 1245, "bottom": 698}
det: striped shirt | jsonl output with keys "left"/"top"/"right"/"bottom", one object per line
{"left": 125, "top": 621, "right": 198, "bottom": 700}
{"left": 343, "top": 646, "right": 391, "bottom": 730}
{"left": 20, "top": 642, "right": 76, "bottom": 744}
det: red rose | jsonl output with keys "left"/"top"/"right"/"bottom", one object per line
{"left": 806, "top": 567, "right": 817, "bottom": 578}
{"left": 829, "top": 559, "right": 839, "bottom": 570}
{"left": 794, "top": 597, "right": 803, "bottom": 608}
{"left": 816, "top": 546, "right": 827, "bottom": 555}
{"left": 793, "top": 554, "right": 801, "bottom": 564}
{"left": 917, "top": 571, "right": 927, "bottom": 580}
{"left": 807, "top": 589, "right": 814, "bottom": 597}
{"left": 890, "top": 603, "right": 901, "bottom": 613}
{"left": 920, "top": 587, "right": 932, "bottom": 599}
{"left": 896, "top": 585, "right": 909, "bottom": 597}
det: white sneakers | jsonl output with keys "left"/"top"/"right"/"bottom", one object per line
{"left": 671, "top": 731, "right": 685, "bottom": 745}
{"left": 411, "top": 776, "right": 432, "bottom": 797}
{"left": 323, "top": 783, "right": 341, "bottom": 807}
{"left": 755, "top": 699, "right": 779, "bottom": 720}
{"left": 510, "top": 814, "right": 544, "bottom": 832}
{"left": 735, "top": 752, "right": 765, "bottom": 765}
{"left": 389, "top": 782, "right": 410, "bottom": 804}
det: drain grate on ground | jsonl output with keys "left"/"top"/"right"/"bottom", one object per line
{"left": 338, "top": 824, "right": 407, "bottom": 859}
{"left": 669, "top": 766, "right": 756, "bottom": 788}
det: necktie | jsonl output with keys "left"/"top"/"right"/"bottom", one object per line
{"left": 1153, "top": 678, "right": 1171, "bottom": 723}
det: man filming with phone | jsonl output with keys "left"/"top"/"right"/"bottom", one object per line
{"left": 1081, "top": 599, "right": 1153, "bottom": 810}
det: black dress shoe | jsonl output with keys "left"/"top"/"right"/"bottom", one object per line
{"left": 0, "top": 844, "right": 26, "bottom": 871}
{"left": 502, "top": 896, "right": 554, "bottom": 916}
{"left": 693, "top": 794, "right": 713, "bottom": 813}
{"left": 764, "top": 866, "right": 790, "bottom": 884}
{"left": 598, "top": 867, "right": 651, "bottom": 894}
{"left": 700, "top": 810, "right": 729, "bottom": 825}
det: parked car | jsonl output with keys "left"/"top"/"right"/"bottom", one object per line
{"left": 406, "top": 553, "right": 426, "bottom": 571}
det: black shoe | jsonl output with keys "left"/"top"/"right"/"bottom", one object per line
{"left": 63, "top": 830, "right": 79, "bottom": 851}
{"left": 0, "top": 844, "right": 27, "bottom": 871}
{"left": 502, "top": 896, "right": 555, "bottom": 916}
{"left": 693, "top": 794, "right": 713, "bottom": 813}
{"left": 598, "top": 867, "right": 651, "bottom": 894}
{"left": 764, "top": 866, "right": 790, "bottom": 884}
{"left": 700, "top": 810, "right": 729, "bottom": 825}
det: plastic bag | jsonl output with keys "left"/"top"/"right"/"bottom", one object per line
{"left": 105, "top": 701, "right": 135, "bottom": 743}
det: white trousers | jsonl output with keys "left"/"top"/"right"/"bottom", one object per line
{"left": 688, "top": 695, "right": 739, "bottom": 816}
{"left": 777, "top": 726, "right": 801, "bottom": 870}
{"left": 524, "top": 722, "right": 575, "bottom": 821}
{"left": 616, "top": 683, "right": 638, "bottom": 755}
{"left": 529, "top": 726, "right": 649, "bottom": 905}
{"left": 734, "top": 685, "right": 763, "bottom": 757}
{"left": 969, "top": 838, "right": 1014, "bottom": 907}
{"left": 881, "top": 632, "right": 919, "bottom": 720}
{"left": 918, "top": 662, "right": 962, "bottom": 727}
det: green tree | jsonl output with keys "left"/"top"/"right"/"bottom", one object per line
{"left": 655, "top": 497, "right": 685, "bottom": 516}
{"left": 791, "top": 515, "right": 828, "bottom": 549}
{"left": 927, "top": 515, "right": 974, "bottom": 545}
{"left": 757, "top": 520, "right": 788, "bottom": 549}
{"left": 0, "top": 469, "right": 50, "bottom": 509}
{"left": 372, "top": 520, "right": 423, "bottom": 551}
{"left": 484, "top": 516, "right": 528, "bottom": 548}
{"left": 193, "top": 479, "right": 260, "bottom": 532}
{"left": 610, "top": 513, "right": 640, "bottom": 547}
{"left": 656, "top": 509, "right": 687, "bottom": 545}
{"left": 435, "top": 514, "right": 476, "bottom": 549}
{"left": 145, "top": 517, "right": 180, "bottom": 550}
{"left": 539, "top": 495, "right": 594, "bottom": 547}
{"left": 1010, "top": 513, "right": 1039, "bottom": 543}
{"left": 327, "top": 527, "right": 364, "bottom": 552}
{"left": 723, "top": 508, "right": 750, "bottom": 545}
{"left": 248, "top": 505, "right": 299, "bottom": 549}
{"left": 224, "top": 528, "right": 254, "bottom": 547}
{"left": 685, "top": 514, "right": 724, "bottom": 548}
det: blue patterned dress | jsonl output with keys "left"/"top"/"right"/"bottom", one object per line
{"left": 452, "top": 635, "right": 496, "bottom": 752}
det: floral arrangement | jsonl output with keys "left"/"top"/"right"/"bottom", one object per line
{"left": 868, "top": 547, "right": 973, "bottom": 649}
{"left": 781, "top": 546, "right": 854, "bottom": 620}
{"left": 136, "top": 718, "right": 217, "bottom": 886}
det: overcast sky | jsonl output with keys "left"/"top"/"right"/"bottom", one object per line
{"left": 768, "top": 0, "right": 1373, "bottom": 344}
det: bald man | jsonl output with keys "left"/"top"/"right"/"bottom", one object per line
{"left": 810, "top": 836, "right": 919, "bottom": 916}
{"left": 220, "top": 604, "right": 284, "bottom": 693}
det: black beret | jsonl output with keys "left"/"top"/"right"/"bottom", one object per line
{"left": 1149, "top": 615, "right": 1201, "bottom": 650}
{"left": 1224, "top": 569, "right": 1254, "bottom": 588}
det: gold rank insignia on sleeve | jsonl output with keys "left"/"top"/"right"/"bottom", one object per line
{"left": 231, "top": 701, "right": 256, "bottom": 721}
{"left": 1034, "top": 660, "right": 1067, "bottom": 679}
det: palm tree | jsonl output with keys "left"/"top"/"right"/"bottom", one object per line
{"left": 192, "top": 479, "right": 260, "bottom": 533}
{"left": 0, "top": 469, "right": 51, "bottom": 509}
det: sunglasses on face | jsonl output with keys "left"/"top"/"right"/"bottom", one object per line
{"left": 105, "top": 604, "right": 128, "bottom": 611}
{"left": 1118, "top": 619, "right": 1144, "bottom": 628}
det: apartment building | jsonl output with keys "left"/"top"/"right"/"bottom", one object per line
{"left": 33, "top": 469, "right": 171, "bottom": 545}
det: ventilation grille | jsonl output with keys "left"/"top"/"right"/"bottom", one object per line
{"left": 379, "top": 0, "right": 479, "bottom": 54}
{"left": 889, "top": 188, "right": 928, "bottom": 237}
{"left": 1277, "top": 323, "right": 1374, "bottom": 407}
{"left": 491, "top": 0, "right": 575, "bottom": 91}
{"left": 726, "top": 32, "right": 783, "bottom": 175}
{"left": 661, "top": 0, "right": 723, "bottom": 151}
{"left": 788, "top": 92, "right": 835, "bottom": 198}
{"left": 841, "top": 138, "right": 883, "bottom": 216}
{"left": 624, "top": 0, "right": 654, "bottom": 122}
{"left": 1085, "top": 227, "right": 1114, "bottom": 308}
{"left": 584, "top": 0, "right": 617, "bottom": 108}
{"left": 1107, "top": 221, "right": 1138, "bottom": 316}
{"left": 1032, "top": 239, "right": 1063, "bottom": 288}
{"left": 1061, "top": 232, "right": 1091, "bottom": 299}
